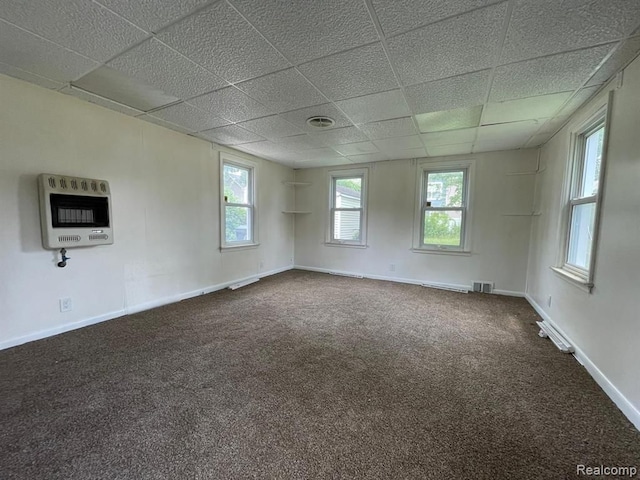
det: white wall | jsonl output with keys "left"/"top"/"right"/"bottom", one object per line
{"left": 293, "top": 150, "right": 538, "bottom": 294}
{"left": 0, "top": 74, "right": 294, "bottom": 349}
{"left": 526, "top": 55, "right": 640, "bottom": 427}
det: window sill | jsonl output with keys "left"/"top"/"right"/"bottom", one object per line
{"left": 411, "top": 248, "right": 471, "bottom": 256}
{"left": 220, "top": 243, "right": 260, "bottom": 252}
{"left": 324, "top": 242, "right": 368, "bottom": 249}
{"left": 550, "top": 266, "right": 593, "bottom": 293}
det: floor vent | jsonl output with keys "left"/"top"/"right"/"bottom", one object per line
{"left": 421, "top": 282, "right": 469, "bottom": 294}
{"left": 228, "top": 278, "right": 259, "bottom": 290}
{"left": 472, "top": 281, "right": 493, "bottom": 293}
{"left": 537, "top": 321, "right": 574, "bottom": 353}
{"left": 329, "top": 271, "right": 364, "bottom": 279}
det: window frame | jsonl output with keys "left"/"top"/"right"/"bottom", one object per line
{"left": 220, "top": 154, "right": 258, "bottom": 250}
{"left": 327, "top": 168, "right": 368, "bottom": 247}
{"left": 413, "top": 160, "right": 474, "bottom": 254}
{"left": 555, "top": 100, "right": 611, "bottom": 288}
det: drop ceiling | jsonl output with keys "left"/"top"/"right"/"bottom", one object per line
{"left": 1, "top": 0, "right": 639, "bottom": 169}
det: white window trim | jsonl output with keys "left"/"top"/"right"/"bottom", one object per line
{"left": 327, "top": 167, "right": 369, "bottom": 247}
{"left": 412, "top": 159, "right": 475, "bottom": 254}
{"left": 220, "top": 153, "right": 259, "bottom": 251}
{"left": 553, "top": 93, "right": 612, "bottom": 291}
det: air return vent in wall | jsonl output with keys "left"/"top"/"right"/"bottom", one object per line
{"left": 472, "top": 281, "right": 494, "bottom": 293}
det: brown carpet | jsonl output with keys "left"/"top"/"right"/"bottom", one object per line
{"left": 1, "top": 270, "right": 639, "bottom": 479}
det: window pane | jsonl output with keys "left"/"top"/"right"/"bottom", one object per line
{"left": 580, "top": 127, "right": 604, "bottom": 197}
{"left": 333, "top": 210, "right": 361, "bottom": 241}
{"left": 335, "top": 177, "right": 362, "bottom": 208}
{"left": 224, "top": 164, "right": 250, "bottom": 204}
{"left": 567, "top": 202, "right": 596, "bottom": 269}
{"left": 424, "top": 210, "right": 462, "bottom": 246}
{"left": 225, "top": 206, "right": 251, "bottom": 243}
{"left": 426, "top": 171, "right": 464, "bottom": 207}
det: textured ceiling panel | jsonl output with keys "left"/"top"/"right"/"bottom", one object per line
{"left": 237, "top": 140, "right": 299, "bottom": 159}
{"left": 158, "top": 2, "right": 290, "bottom": 83}
{"left": 189, "top": 87, "right": 272, "bottom": 123}
{"left": 374, "top": 135, "right": 423, "bottom": 152}
{"left": 199, "top": 124, "right": 264, "bottom": 145}
{"left": 0, "top": 0, "right": 146, "bottom": 61}
{"left": 476, "top": 120, "right": 541, "bottom": 142}
{"left": 525, "top": 132, "right": 554, "bottom": 148}
{"left": 347, "top": 152, "right": 390, "bottom": 164}
{"left": 385, "top": 147, "right": 427, "bottom": 159}
{"left": 502, "top": 0, "right": 640, "bottom": 64}
{"left": 0, "top": 20, "right": 98, "bottom": 83}
{"left": 416, "top": 106, "right": 483, "bottom": 133}
{"left": 587, "top": 35, "right": 640, "bottom": 86}
{"left": 372, "top": 0, "right": 503, "bottom": 37}
{"left": 387, "top": 3, "right": 507, "bottom": 85}
{"left": 108, "top": 39, "right": 227, "bottom": 101}
{"left": 482, "top": 91, "right": 573, "bottom": 125}
{"left": 405, "top": 69, "right": 491, "bottom": 114}
{"left": 554, "top": 87, "right": 601, "bottom": 119}
{"left": 229, "top": 0, "right": 378, "bottom": 63}
{"left": 280, "top": 104, "right": 353, "bottom": 132}
{"left": 272, "top": 135, "right": 325, "bottom": 152}
{"left": 237, "top": 115, "right": 304, "bottom": 140}
{"left": 490, "top": 44, "right": 615, "bottom": 102}
{"left": 297, "top": 43, "right": 398, "bottom": 101}
{"left": 310, "top": 126, "right": 369, "bottom": 146}
{"left": 0, "top": 61, "right": 64, "bottom": 90}
{"left": 60, "top": 85, "right": 143, "bottom": 116}
{"left": 473, "top": 137, "right": 528, "bottom": 153}
{"left": 537, "top": 116, "right": 570, "bottom": 135}
{"left": 421, "top": 128, "right": 477, "bottom": 147}
{"left": 357, "top": 117, "right": 417, "bottom": 140}
{"left": 335, "top": 90, "right": 410, "bottom": 124}
{"left": 150, "top": 102, "right": 229, "bottom": 132}
{"left": 295, "top": 148, "right": 345, "bottom": 161}
{"left": 427, "top": 143, "right": 474, "bottom": 157}
{"left": 333, "top": 142, "right": 380, "bottom": 156}
{"left": 236, "top": 69, "right": 326, "bottom": 113}
{"left": 294, "top": 157, "right": 353, "bottom": 168}
{"left": 95, "top": 0, "right": 210, "bottom": 33}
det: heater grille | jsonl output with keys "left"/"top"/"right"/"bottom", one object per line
{"left": 58, "top": 235, "right": 81, "bottom": 243}
{"left": 89, "top": 234, "right": 108, "bottom": 241}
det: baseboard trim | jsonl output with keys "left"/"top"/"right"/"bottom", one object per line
{"left": 525, "top": 294, "right": 640, "bottom": 431}
{"left": 1, "top": 265, "right": 294, "bottom": 351}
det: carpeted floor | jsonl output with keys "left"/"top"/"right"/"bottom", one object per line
{"left": 1, "top": 270, "right": 639, "bottom": 479}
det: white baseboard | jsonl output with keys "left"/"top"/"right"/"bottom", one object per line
{"left": 526, "top": 294, "right": 640, "bottom": 431}
{"left": 1, "top": 265, "right": 294, "bottom": 351}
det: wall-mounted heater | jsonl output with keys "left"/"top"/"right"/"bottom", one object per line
{"left": 38, "top": 173, "right": 114, "bottom": 249}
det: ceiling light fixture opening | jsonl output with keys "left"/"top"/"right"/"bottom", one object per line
{"left": 306, "top": 116, "right": 335, "bottom": 129}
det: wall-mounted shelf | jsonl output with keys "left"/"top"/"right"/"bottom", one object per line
{"left": 283, "top": 181, "right": 311, "bottom": 186}
{"left": 282, "top": 210, "right": 311, "bottom": 214}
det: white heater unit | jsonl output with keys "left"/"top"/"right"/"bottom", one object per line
{"left": 537, "top": 321, "right": 574, "bottom": 353}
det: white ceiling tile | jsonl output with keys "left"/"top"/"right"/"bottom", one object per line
{"left": 95, "top": 0, "right": 210, "bottom": 32}
{"left": 501, "top": 0, "right": 640, "bottom": 64}
{"left": 374, "top": 135, "right": 423, "bottom": 152}
{"left": 189, "top": 87, "right": 272, "bottom": 123}
{"left": 60, "top": 85, "right": 143, "bottom": 116}
{"left": 386, "top": 147, "right": 427, "bottom": 160}
{"left": 139, "top": 115, "right": 192, "bottom": 135}
{"left": 421, "top": 128, "right": 477, "bottom": 146}
{"left": 108, "top": 39, "right": 227, "bottom": 101}
{"left": 236, "top": 68, "right": 326, "bottom": 113}
{"left": 525, "top": 133, "right": 554, "bottom": 148}
{"left": 198, "top": 125, "right": 264, "bottom": 145}
{"left": 335, "top": 90, "right": 410, "bottom": 124}
{"left": 372, "top": 0, "right": 503, "bottom": 37}
{"left": 0, "top": 61, "right": 64, "bottom": 89}
{"left": 346, "top": 152, "right": 390, "bottom": 164}
{"left": 297, "top": 43, "right": 398, "bottom": 101}
{"left": 229, "top": 0, "right": 378, "bottom": 63}
{"left": 295, "top": 157, "right": 353, "bottom": 169}
{"left": 387, "top": 3, "right": 507, "bottom": 85}
{"left": 555, "top": 87, "right": 600, "bottom": 118}
{"left": 237, "top": 115, "right": 304, "bottom": 140}
{"left": 295, "top": 148, "right": 344, "bottom": 161}
{"left": 272, "top": 135, "right": 325, "bottom": 152}
{"left": 0, "top": 0, "right": 146, "bottom": 61}
{"left": 311, "top": 126, "right": 369, "bottom": 146}
{"left": 427, "top": 143, "right": 474, "bottom": 157}
{"left": 235, "top": 140, "right": 297, "bottom": 159}
{"left": 415, "top": 106, "right": 482, "bottom": 133}
{"left": 280, "top": 104, "right": 353, "bottom": 132}
{"left": 333, "top": 142, "right": 379, "bottom": 156}
{"left": 482, "top": 91, "right": 573, "bottom": 125}
{"left": 73, "top": 66, "right": 179, "bottom": 112}
{"left": 357, "top": 117, "right": 417, "bottom": 140}
{"left": 157, "top": 2, "right": 290, "bottom": 83}
{"left": 405, "top": 70, "right": 490, "bottom": 114}
{"left": 0, "top": 20, "right": 98, "bottom": 83}
{"left": 587, "top": 37, "right": 640, "bottom": 86}
{"left": 476, "top": 120, "right": 541, "bottom": 143}
{"left": 150, "top": 102, "right": 229, "bottom": 132}
{"left": 473, "top": 137, "right": 527, "bottom": 153}
{"left": 537, "top": 116, "right": 570, "bottom": 135}
{"left": 490, "top": 44, "right": 615, "bottom": 102}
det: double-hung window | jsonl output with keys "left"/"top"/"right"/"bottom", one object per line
{"left": 328, "top": 169, "right": 368, "bottom": 246}
{"left": 557, "top": 104, "right": 609, "bottom": 287}
{"left": 221, "top": 155, "right": 256, "bottom": 248}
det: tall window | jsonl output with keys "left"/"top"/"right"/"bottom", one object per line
{"left": 416, "top": 164, "right": 470, "bottom": 251}
{"left": 561, "top": 108, "right": 608, "bottom": 284}
{"left": 221, "top": 157, "right": 255, "bottom": 247}
{"left": 329, "top": 169, "right": 367, "bottom": 246}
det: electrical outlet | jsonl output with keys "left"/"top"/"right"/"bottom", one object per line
{"left": 389, "top": 264, "right": 396, "bottom": 272}
{"left": 59, "top": 297, "right": 72, "bottom": 312}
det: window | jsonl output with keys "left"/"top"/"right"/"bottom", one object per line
{"left": 221, "top": 156, "right": 256, "bottom": 248}
{"left": 558, "top": 105, "right": 608, "bottom": 286}
{"left": 328, "top": 169, "right": 368, "bottom": 246}
{"left": 414, "top": 161, "right": 472, "bottom": 253}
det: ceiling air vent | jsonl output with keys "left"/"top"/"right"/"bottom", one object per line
{"left": 306, "top": 116, "right": 335, "bottom": 129}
